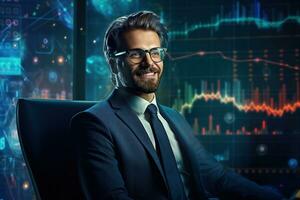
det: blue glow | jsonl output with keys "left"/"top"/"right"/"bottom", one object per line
{"left": 56, "top": 0, "right": 73, "bottom": 29}
{"left": 0, "top": 57, "right": 21, "bottom": 75}
{"left": 86, "top": 55, "right": 109, "bottom": 76}
{"left": 91, "top": 0, "right": 135, "bottom": 18}
{"left": 48, "top": 70, "right": 58, "bottom": 83}
{"left": 0, "top": 137, "right": 5, "bottom": 150}
{"left": 288, "top": 158, "right": 298, "bottom": 169}
{"left": 214, "top": 149, "right": 230, "bottom": 161}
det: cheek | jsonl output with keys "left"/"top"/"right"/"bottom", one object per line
{"left": 119, "top": 62, "right": 136, "bottom": 78}
{"left": 127, "top": 63, "right": 139, "bottom": 75}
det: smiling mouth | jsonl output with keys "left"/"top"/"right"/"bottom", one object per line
{"left": 135, "top": 67, "right": 160, "bottom": 79}
{"left": 139, "top": 72, "right": 157, "bottom": 78}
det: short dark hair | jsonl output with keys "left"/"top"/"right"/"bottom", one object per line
{"left": 103, "top": 10, "right": 168, "bottom": 62}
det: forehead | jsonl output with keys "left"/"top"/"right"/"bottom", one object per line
{"left": 121, "top": 29, "right": 161, "bottom": 49}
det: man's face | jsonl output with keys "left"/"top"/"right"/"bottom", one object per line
{"left": 114, "top": 29, "right": 164, "bottom": 94}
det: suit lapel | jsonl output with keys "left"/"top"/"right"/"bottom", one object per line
{"left": 159, "top": 105, "right": 209, "bottom": 199}
{"left": 108, "top": 89, "right": 167, "bottom": 185}
{"left": 158, "top": 105, "right": 190, "bottom": 152}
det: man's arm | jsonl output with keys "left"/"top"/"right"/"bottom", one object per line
{"left": 71, "top": 112, "right": 133, "bottom": 200}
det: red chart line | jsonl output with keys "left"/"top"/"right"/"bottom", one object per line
{"left": 167, "top": 50, "right": 299, "bottom": 71}
{"left": 180, "top": 92, "right": 300, "bottom": 117}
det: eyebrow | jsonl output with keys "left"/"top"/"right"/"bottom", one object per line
{"left": 127, "top": 47, "right": 162, "bottom": 51}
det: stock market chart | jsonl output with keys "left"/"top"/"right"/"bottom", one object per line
{"left": 0, "top": 0, "right": 299, "bottom": 199}
{"left": 161, "top": 0, "right": 300, "bottom": 195}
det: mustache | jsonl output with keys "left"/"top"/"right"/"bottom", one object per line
{"left": 134, "top": 66, "right": 160, "bottom": 75}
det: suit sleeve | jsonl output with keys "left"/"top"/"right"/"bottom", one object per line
{"left": 173, "top": 110, "right": 284, "bottom": 200}
{"left": 71, "top": 111, "right": 134, "bottom": 200}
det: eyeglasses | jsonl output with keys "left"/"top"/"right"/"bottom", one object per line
{"left": 112, "top": 47, "right": 167, "bottom": 64}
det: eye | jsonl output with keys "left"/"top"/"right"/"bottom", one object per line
{"left": 150, "top": 49, "right": 161, "bottom": 57}
{"left": 127, "top": 50, "right": 142, "bottom": 58}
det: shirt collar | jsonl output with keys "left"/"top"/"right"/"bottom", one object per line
{"left": 119, "top": 89, "right": 159, "bottom": 115}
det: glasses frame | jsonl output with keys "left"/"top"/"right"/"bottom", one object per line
{"left": 112, "top": 47, "right": 167, "bottom": 64}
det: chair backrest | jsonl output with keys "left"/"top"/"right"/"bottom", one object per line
{"left": 16, "top": 98, "right": 97, "bottom": 200}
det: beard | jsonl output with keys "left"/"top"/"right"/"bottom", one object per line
{"left": 131, "top": 65, "right": 162, "bottom": 93}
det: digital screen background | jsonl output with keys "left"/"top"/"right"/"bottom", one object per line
{"left": 0, "top": 0, "right": 299, "bottom": 199}
{"left": 167, "top": 0, "right": 300, "bottom": 136}
{"left": 160, "top": 0, "right": 300, "bottom": 194}
{"left": 0, "top": 0, "right": 73, "bottom": 199}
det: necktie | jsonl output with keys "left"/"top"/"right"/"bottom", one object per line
{"left": 146, "top": 104, "right": 187, "bottom": 200}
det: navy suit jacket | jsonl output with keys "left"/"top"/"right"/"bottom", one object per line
{"left": 71, "top": 89, "right": 283, "bottom": 200}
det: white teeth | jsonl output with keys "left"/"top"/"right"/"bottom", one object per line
{"left": 144, "top": 72, "right": 155, "bottom": 75}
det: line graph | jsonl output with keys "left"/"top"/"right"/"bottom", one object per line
{"left": 168, "top": 0, "right": 300, "bottom": 38}
{"left": 179, "top": 91, "right": 300, "bottom": 117}
{"left": 169, "top": 16, "right": 300, "bottom": 37}
{"left": 173, "top": 81, "right": 300, "bottom": 118}
{"left": 167, "top": 50, "right": 300, "bottom": 71}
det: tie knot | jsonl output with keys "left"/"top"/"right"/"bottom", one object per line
{"left": 146, "top": 104, "right": 158, "bottom": 116}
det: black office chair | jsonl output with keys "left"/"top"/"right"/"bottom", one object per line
{"left": 16, "top": 98, "right": 97, "bottom": 200}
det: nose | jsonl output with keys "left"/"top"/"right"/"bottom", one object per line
{"left": 142, "top": 52, "right": 154, "bottom": 66}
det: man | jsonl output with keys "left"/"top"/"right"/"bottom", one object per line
{"left": 71, "top": 11, "right": 285, "bottom": 200}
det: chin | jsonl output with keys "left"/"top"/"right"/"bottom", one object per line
{"left": 135, "top": 85, "right": 158, "bottom": 94}
{"left": 143, "top": 88, "right": 157, "bottom": 94}
{"left": 135, "top": 81, "right": 160, "bottom": 94}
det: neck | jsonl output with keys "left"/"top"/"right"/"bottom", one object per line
{"left": 119, "top": 87, "right": 155, "bottom": 102}
{"left": 136, "top": 92, "right": 155, "bottom": 102}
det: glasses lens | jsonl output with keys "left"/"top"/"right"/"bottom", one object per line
{"left": 150, "top": 48, "right": 165, "bottom": 63}
{"left": 127, "top": 49, "right": 144, "bottom": 64}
